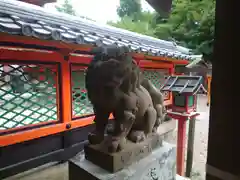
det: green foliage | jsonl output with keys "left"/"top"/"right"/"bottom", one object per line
{"left": 56, "top": 0, "right": 76, "bottom": 15}
{"left": 55, "top": 0, "right": 95, "bottom": 22}
{"left": 168, "top": 0, "right": 215, "bottom": 61}
{"left": 110, "top": 0, "right": 215, "bottom": 62}
{"left": 108, "top": 12, "right": 157, "bottom": 37}
{"left": 117, "top": 0, "right": 142, "bottom": 20}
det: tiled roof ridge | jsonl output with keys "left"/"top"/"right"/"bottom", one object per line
{"left": 0, "top": 0, "right": 195, "bottom": 60}
{"left": 0, "top": 0, "right": 187, "bottom": 50}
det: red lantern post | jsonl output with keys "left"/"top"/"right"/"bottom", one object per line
{"left": 161, "top": 75, "right": 207, "bottom": 176}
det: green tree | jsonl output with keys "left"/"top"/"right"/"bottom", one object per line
{"left": 56, "top": 0, "right": 76, "bottom": 15}
{"left": 111, "top": 0, "right": 215, "bottom": 62}
{"left": 159, "top": 0, "right": 215, "bottom": 61}
{"left": 108, "top": 14, "right": 156, "bottom": 37}
{"left": 117, "top": 0, "right": 142, "bottom": 21}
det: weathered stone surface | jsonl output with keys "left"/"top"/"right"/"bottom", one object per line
{"left": 69, "top": 142, "right": 176, "bottom": 180}
{"left": 84, "top": 133, "right": 162, "bottom": 172}
{"left": 85, "top": 45, "right": 168, "bottom": 153}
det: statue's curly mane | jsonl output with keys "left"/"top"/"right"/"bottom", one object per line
{"left": 85, "top": 46, "right": 136, "bottom": 103}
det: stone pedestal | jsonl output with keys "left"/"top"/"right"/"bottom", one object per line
{"left": 84, "top": 133, "right": 162, "bottom": 172}
{"left": 69, "top": 142, "right": 177, "bottom": 180}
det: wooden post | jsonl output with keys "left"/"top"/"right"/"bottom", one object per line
{"left": 185, "top": 117, "right": 196, "bottom": 177}
{"left": 207, "top": 76, "right": 211, "bottom": 106}
{"left": 206, "top": 0, "right": 240, "bottom": 179}
{"left": 176, "top": 117, "right": 187, "bottom": 176}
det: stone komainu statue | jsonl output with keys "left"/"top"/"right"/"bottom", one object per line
{"left": 85, "top": 45, "right": 168, "bottom": 152}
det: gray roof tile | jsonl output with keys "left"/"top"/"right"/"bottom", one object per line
{"left": 161, "top": 75, "right": 207, "bottom": 94}
{"left": 0, "top": 0, "right": 196, "bottom": 60}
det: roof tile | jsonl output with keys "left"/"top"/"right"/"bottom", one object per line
{"left": 0, "top": 0, "right": 198, "bottom": 60}
{"left": 161, "top": 75, "right": 207, "bottom": 94}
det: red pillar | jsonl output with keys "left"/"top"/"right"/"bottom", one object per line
{"left": 169, "top": 64, "right": 174, "bottom": 75}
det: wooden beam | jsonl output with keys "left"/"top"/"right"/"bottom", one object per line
{"left": 145, "top": 0, "right": 173, "bottom": 17}
{"left": 19, "top": 0, "right": 56, "bottom": 6}
{"left": 206, "top": 0, "right": 239, "bottom": 179}
{"left": 186, "top": 117, "right": 196, "bottom": 177}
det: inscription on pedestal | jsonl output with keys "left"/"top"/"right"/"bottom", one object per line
{"left": 84, "top": 133, "right": 162, "bottom": 172}
{"left": 69, "top": 142, "right": 176, "bottom": 180}
{"left": 138, "top": 147, "right": 176, "bottom": 180}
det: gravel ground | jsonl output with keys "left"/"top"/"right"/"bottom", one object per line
{"left": 191, "top": 95, "right": 209, "bottom": 180}
{"left": 4, "top": 95, "right": 210, "bottom": 180}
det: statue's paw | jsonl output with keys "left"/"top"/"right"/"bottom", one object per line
{"left": 152, "top": 127, "right": 158, "bottom": 133}
{"left": 164, "top": 115, "right": 172, "bottom": 122}
{"left": 128, "top": 131, "right": 146, "bottom": 143}
{"left": 106, "top": 137, "right": 126, "bottom": 153}
{"left": 88, "top": 132, "right": 104, "bottom": 145}
{"left": 106, "top": 124, "right": 114, "bottom": 135}
{"left": 155, "top": 117, "right": 161, "bottom": 126}
{"left": 152, "top": 118, "right": 161, "bottom": 133}
{"left": 108, "top": 141, "right": 120, "bottom": 153}
{"left": 107, "top": 139, "right": 125, "bottom": 153}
